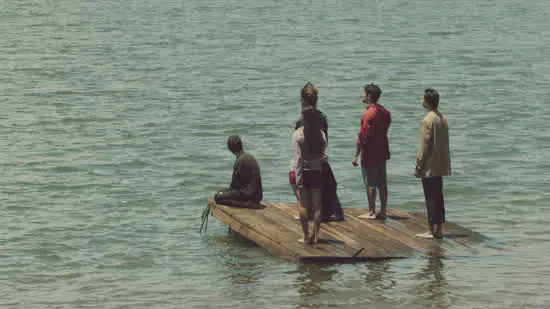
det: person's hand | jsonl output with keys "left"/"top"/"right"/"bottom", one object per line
{"left": 352, "top": 155, "right": 358, "bottom": 167}
{"left": 414, "top": 168, "right": 421, "bottom": 178}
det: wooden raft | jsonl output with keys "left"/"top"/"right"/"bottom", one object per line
{"left": 208, "top": 199, "right": 487, "bottom": 263}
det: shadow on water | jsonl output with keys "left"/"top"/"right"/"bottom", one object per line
{"left": 291, "top": 263, "right": 340, "bottom": 309}
{"left": 209, "top": 228, "right": 274, "bottom": 284}
{"left": 209, "top": 225, "right": 498, "bottom": 309}
{"left": 364, "top": 260, "right": 397, "bottom": 291}
{"left": 411, "top": 246, "right": 451, "bottom": 309}
{"left": 290, "top": 260, "right": 399, "bottom": 308}
{"left": 294, "top": 263, "right": 339, "bottom": 297}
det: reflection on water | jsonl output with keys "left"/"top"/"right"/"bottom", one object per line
{"left": 292, "top": 261, "right": 399, "bottom": 308}
{"left": 224, "top": 259, "right": 264, "bottom": 286}
{"left": 295, "top": 264, "right": 339, "bottom": 296}
{"left": 293, "top": 263, "right": 339, "bottom": 309}
{"left": 365, "top": 260, "right": 397, "bottom": 291}
{"left": 413, "top": 245, "right": 451, "bottom": 309}
{"left": 413, "top": 258, "right": 450, "bottom": 309}
{"left": 209, "top": 230, "right": 488, "bottom": 308}
{"left": 288, "top": 252, "right": 451, "bottom": 308}
{"left": 213, "top": 230, "right": 270, "bottom": 285}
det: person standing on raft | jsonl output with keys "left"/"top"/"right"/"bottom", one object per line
{"left": 414, "top": 88, "right": 451, "bottom": 239}
{"left": 289, "top": 82, "right": 344, "bottom": 222}
{"left": 352, "top": 83, "right": 392, "bottom": 220}
{"left": 291, "top": 106, "right": 328, "bottom": 244}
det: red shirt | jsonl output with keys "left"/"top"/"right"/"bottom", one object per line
{"left": 356, "top": 104, "right": 391, "bottom": 167}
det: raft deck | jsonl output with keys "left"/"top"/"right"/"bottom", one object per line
{"left": 208, "top": 199, "right": 487, "bottom": 263}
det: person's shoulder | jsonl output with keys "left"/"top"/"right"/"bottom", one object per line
{"left": 376, "top": 104, "right": 391, "bottom": 120}
{"left": 365, "top": 105, "right": 379, "bottom": 118}
{"left": 361, "top": 108, "right": 371, "bottom": 118}
{"left": 423, "top": 111, "right": 441, "bottom": 126}
{"left": 423, "top": 111, "right": 436, "bottom": 120}
{"left": 317, "top": 109, "right": 328, "bottom": 119}
{"left": 242, "top": 152, "right": 258, "bottom": 163}
{"left": 420, "top": 112, "right": 433, "bottom": 125}
{"left": 293, "top": 127, "right": 304, "bottom": 139}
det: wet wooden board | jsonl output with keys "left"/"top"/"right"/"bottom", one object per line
{"left": 208, "top": 199, "right": 487, "bottom": 263}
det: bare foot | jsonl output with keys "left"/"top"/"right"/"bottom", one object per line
{"left": 415, "top": 231, "right": 434, "bottom": 239}
{"left": 358, "top": 212, "right": 377, "bottom": 220}
{"left": 376, "top": 213, "right": 387, "bottom": 220}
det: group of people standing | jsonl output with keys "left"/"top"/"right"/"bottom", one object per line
{"left": 214, "top": 82, "right": 451, "bottom": 245}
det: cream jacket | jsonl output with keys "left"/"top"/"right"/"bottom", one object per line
{"left": 415, "top": 110, "right": 451, "bottom": 178}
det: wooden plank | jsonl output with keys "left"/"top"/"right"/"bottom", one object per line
{"left": 208, "top": 200, "right": 487, "bottom": 262}
{"left": 267, "top": 202, "right": 416, "bottom": 259}
{"left": 255, "top": 202, "right": 452, "bottom": 259}
{"left": 210, "top": 203, "right": 291, "bottom": 258}
{"left": 344, "top": 208, "right": 474, "bottom": 256}
{"left": 404, "top": 211, "right": 487, "bottom": 250}
{"left": 257, "top": 202, "right": 371, "bottom": 258}
{"left": 272, "top": 202, "right": 419, "bottom": 254}
{"left": 210, "top": 201, "right": 355, "bottom": 260}
{"left": 344, "top": 208, "right": 485, "bottom": 258}
{"left": 347, "top": 207, "right": 485, "bottom": 245}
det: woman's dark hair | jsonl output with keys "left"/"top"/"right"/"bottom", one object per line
{"left": 301, "top": 82, "right": 318, "bottom": 108}
{"left": 227, "top": 135, "right": 243, "bottom": 153}
{"left": 424, "top": 88, "right": 440, "bottom": 109}
{"left": 301, "top": 106, "right": 323, "bottom": 155}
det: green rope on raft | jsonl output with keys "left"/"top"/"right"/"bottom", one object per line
{"left": 200, "top": 203, "right": 211, "bottom": 234}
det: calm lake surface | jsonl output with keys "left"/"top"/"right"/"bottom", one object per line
{"left": 1, "top": 0, "right": 549, "bottom": 308}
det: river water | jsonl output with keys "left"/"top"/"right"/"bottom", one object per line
{"left": 1, "top": 0, "right": 549, "bottom": 308}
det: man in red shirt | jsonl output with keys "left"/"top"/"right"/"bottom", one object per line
{"left": 352, "top": 84, "right": 391, "bottom": 220}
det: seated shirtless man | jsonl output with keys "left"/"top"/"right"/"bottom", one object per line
{"left": 214, "top": 135, "right": 263, "bottom": 206}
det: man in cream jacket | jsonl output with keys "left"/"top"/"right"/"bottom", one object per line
{"left": 414, "top": 88, "right": 451, "bottom": 239}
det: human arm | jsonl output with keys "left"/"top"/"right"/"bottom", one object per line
{"left": 322, "top": 117, "right": 328, "bottom": 141}
{"left": 352, "top": 142, "right": 361, "bottom": 167}
{"left": 353, "top": 111, "right": 370, "bottom": 166}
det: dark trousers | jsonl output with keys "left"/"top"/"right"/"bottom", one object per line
{"left": 321, "top": 162, "right": 344, "bottom": 221}
{"left": 422, "top": 177, "right": 445, "bottom": 224}
{"left": 214, "top": 189, "right": 250, "bottom": 207}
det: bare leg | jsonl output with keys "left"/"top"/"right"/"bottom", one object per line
{"left": 291, "top": 183, "right": 300, "bottom": 204}
{"left": 378, "top": 186, "right": 388, "bottom": 220}
{"left": 291, "top": 182, "right": 300, "bottom": 219}
{"left": 298, "top": 188, "right": 310, "bottom": 243}
{"left": 359, "top": 187, "right": 377, "bottom": 219}
{"left": 368, "top": 187, "right": 376, "bottom": 214}
{"left": 310, "top": 188, "right": 322, "bottom": 244}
